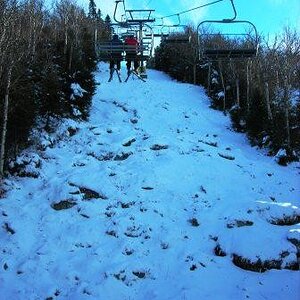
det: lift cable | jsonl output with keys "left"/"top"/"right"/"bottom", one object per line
{"left": 159, "top": 0, "right": 224, "bottom": 22}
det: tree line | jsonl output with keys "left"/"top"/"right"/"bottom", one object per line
{"left": 152, "top": 26, "right": 300, "bottom": 165}
{"left": 0, "top": 0, "right": 112, "bottom": 176}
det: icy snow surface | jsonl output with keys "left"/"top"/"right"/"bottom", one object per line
{"left": 1, "top": 62, "right": 300, "bottom": 300}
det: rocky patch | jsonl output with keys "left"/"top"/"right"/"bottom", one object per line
{"left": 51, "top": 200, "right": 76, "bottom": 211}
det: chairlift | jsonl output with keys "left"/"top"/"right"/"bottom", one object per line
{"left": 161, "top": 24, "right": 191, "bottom": 44}
{"left": 121, "top": 29, "right": 138, "bottom": 40}
{"left": 197, "top": 0, "right": 259, "bottom": 60}
{"left": 97, "top": 25, "right": 149, "bottom": 61}
{"left": 97, "top": 0, "right": 155, "bottom": 80}
{"left": 125, "top": 9, "right": 155, "bottom": 23}
{"left": 97, "top": 40, "right": 150, "bottom": 62}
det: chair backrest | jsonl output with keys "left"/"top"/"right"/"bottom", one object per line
{"left": 97, "top": 42, "right": 151, "bottom": 61}
{"left": 163, "top": 35, "right": 191, "bottom": 44}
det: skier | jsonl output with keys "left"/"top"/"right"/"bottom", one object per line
{"left": 109, "top": 34, "right": 123, "bottom": 81}
{"left": 124, "top": 35, "right": 140, "bottom": 75}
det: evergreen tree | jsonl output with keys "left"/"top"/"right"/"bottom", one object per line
{"left": 88, "top": 0, "right": 97, "bottom": 19}
{"left": 97, "top": 8, "right": 102, "bottom": 20}
{"left": 0, "top": 0, "right": 100, "bottom": 175}
{"left": 105, "top": 14, "right": 111, "bottom": 27}
{"left": 103, "top": 14, "right": 112, "bottom": 38}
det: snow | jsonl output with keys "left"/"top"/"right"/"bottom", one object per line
{"left": 70, "top": 82, "right": 87, "bottom": 100}
{"left": 217, "top": 91, "right": 224, "bottom": 99}
{"left": 291, "top": 89, "right": 300, "bottom": 107}
{"left": 1, "top": 62, "right": 300, "bottom": 299}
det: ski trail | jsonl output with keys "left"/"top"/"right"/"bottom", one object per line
{"left": 0, "top": 62, "right": 299, "bottom": 300}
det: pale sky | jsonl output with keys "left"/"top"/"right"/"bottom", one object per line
{"left": 78, "top": 0, "right": 299, "bottom": 37}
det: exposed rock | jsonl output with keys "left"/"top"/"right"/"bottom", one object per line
{"left": 130, "top": 118, "right": 138, "bottom": 124}
{"left": 132, "top": 271, "right": 146, "bottom": 279}
{"left": 227, "top": 220, "right": 254, "bottom": 229}
{"left": 79, "top": 187, "right": 107, "bottom": 200}
{"left": 214, "top": 244, "right": 227, "bottom": 257}
{"left": 122, "top": 138, "right": 136, "bottom": 147}
{"left": 188, "top": 218, "right": 200, "bottom": 227}
{"left": 232, "top": 254, "right": 280, "bottom": 272}
{"left": 218, "top": 153, "right": 235, "bottom": 160}
{"left": 51, "top": 200, "right": 76, "bottom": 211}
{"left": 190, "top": 264, "right": 197, "bottom": 271}
{"left": 269, "top": 215, "right": 300, "bottom": 226}
{"left": 67, "top": 126, "right": 78, "bottom": 136}
{"left": 88, "top": 152, "right": 114, "bottom": 161}
{"left": 3, "top": 223, "right": 15, "bottom": 235}
{"left": 199, "top": 139, "right": 218, "bottom": 147}
{"left": 150, "top": 144, "right": 168, "bottom": 151}
{"left": 106, "top": 230, "right": 118, "bottom": 238}
{"left": 114, "top": 152, "right": 133, "bottom": 161}
{"left": 232, "top": 253, "right": 299, "bottom": 272}
{"left": 69, "top": 183, "right": 107, "bottom": 200}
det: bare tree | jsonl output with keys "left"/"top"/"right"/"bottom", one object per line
{"left": 0, "top": 0, "right": 43, "bottom": 176}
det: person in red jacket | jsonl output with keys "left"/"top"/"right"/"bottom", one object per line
{"left": 124, "top": 35, "right": 140, "bottom": 74}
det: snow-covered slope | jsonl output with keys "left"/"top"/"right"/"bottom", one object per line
{"left": 1, "top": 63, "right": 299, "bottom": 300}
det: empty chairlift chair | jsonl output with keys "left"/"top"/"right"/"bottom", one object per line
{"left": 161, "top": 24, "right": 191, "bottom": 44}
{"left": 197, "top": 19, "right": 259, "bottom": 61}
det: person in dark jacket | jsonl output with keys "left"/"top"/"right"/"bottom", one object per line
{"left": 124, "top": 35, "right": 140, "bottom": 75}
{"left": 109, "top": 34, "right": 123, "bottom": 75}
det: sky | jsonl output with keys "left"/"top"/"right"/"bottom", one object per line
{"left": 79, "top": 0, "right": 300, "bottom": 38}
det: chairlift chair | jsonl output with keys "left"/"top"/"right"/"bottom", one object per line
{"left": 197, "top": 0, "right": 259, "bottom": 61}
{"left": 197, "top": 19, "right": 259, "bottom": 60}
{"left": 161, "top": 25, "right": 191, "bottom": 44}
{"left": 106, "top": 1, "right": 156, "bottom": 80}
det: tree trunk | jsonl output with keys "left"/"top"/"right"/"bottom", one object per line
{"left": 0, "top": 66, "right": 12, "bottom": 177}
{"left": 218, "top": 60, "right": 226, "bottom": 113}
{"left": 64, "top": 29, "right": 68, "bottom": 56}
{"left": 246, "top": 59, "right": 251, "bottom": 113}
{"left": 207, "top": 63, "right": 211, "bottom": 96}
{"left": 283, "top": 78, "right": 291, "bottom": 148}
{"left": 94, "top": 27, "right": 98, "bottom": 52}
{"left": 264, "top": 82, "right": 273, "bottom": 121}
{"left": 68, "top": 45, "right": 73, "bottom": 71}
{"left": 236, "top": 78, "right": 240, "bottom": 107}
